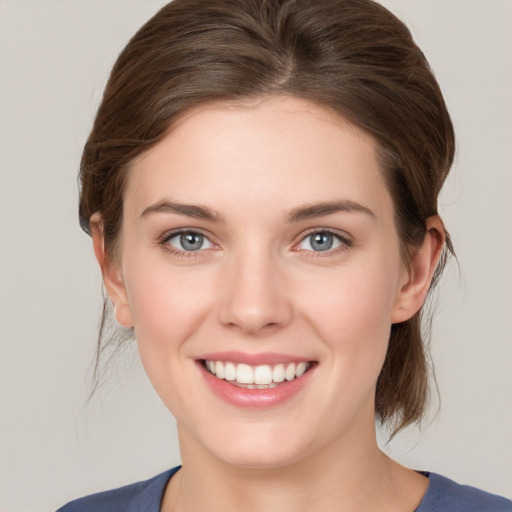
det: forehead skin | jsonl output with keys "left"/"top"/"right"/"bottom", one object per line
{"left": 123, "top": 96, "right": 393, "bottom": 240}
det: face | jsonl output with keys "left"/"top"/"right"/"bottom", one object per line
{"left": 103, "top": 96, "right": 419, "bottom": 469}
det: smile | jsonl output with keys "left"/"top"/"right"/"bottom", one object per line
{"left": 203, "top": 360, "right": 311, "bottom": 389}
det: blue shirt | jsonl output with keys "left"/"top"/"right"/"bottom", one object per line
{"left": 57, "top": 466, "right": 512, "bottom": 511}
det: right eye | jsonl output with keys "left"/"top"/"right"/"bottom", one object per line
{"left": 164, "top": 231, "right": 215, "bottom": 253}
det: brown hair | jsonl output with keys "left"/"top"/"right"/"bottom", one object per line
{"left": 80, "top": 0, "right": 455, "bottom": 433}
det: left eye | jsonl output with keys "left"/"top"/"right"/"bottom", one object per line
{"left": 297, "top": 231, "right": 345, "bottom": 252}
{"left": 166, "top": 232, "right": 214, "bottom": 252}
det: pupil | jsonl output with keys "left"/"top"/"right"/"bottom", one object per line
{"left": 181, "top": 233, "right": 203, "bottom": 251}
{"left": 311, "top": 233, "right": 333, "bottom": 251}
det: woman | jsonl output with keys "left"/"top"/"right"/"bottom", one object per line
{"left": 57, "top": 0, "right": 511, "bottom": 510}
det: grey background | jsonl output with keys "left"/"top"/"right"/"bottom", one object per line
{"left": 0, "top": 1, "right": 510, "bottom": 510}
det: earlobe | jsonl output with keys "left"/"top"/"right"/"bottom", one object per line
{"left": 391, "top": 216, "right": 446, "bottom": 324}
{"left": 90, "top": 214, "right": 134, "bottom": 328}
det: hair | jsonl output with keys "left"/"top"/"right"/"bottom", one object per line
{"left": 79, "top": 0, "right": 455, "bottom": 434}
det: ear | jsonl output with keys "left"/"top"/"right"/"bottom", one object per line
{"left": 391, "top": 216, "right": 445, "bottom": 324}
{"left": 90, "top": 214, "right": 133, "bottom": 328}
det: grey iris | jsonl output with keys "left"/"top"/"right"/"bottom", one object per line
{"left": 181, "top": 233, "right": 203, "bottom": 251}
{"left": 311, "top": 232, "right": 333, "bottom": 251}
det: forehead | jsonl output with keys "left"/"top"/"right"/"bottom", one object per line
{"left": 125, "top": 96, "right": 391, "bottom": 219}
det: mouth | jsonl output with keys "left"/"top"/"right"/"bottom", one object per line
{"left": 201, "top": 359, "right": 315, "bottom": 389}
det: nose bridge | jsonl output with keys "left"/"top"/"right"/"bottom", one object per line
{"left": 218, "top": 243, "right": 292, "bottom": 334}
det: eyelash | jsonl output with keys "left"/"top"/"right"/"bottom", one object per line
{"left": 158, "top": 229, "right": 353, "bottom": 258}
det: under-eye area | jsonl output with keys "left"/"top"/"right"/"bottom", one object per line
{"left": 200, "top": 360, "right": 317, "bottom": 389}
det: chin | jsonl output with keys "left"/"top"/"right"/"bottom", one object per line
{"left": 200, "top": 422, "right": 318, "bottom": 470}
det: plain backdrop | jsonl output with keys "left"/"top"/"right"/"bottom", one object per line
{"left": 0, "top": 1, "right": 511, "bottom": 510}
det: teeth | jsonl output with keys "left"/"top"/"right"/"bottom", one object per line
{"left": 285, "top": 363, "right": 296, "bottom": 381}
{"left": 272, "top": 364, "right": 285, "bottom": 383}
{"left": 296, "top": 362, "right": 308, "bottom": 377}
{"left": 237, "top": 364, "right": 253, "bottom": 384}
{"left": 215, "top": 361, "right": 225, "bottom": 379}
{"left": 254, "top": 365, "right": 273, "bottom": 385}
{"left": 204, "top": 360, "right": 311, "bottom": 385}
{"left": 224, "top": 362, "right": 236, "bottom": 381}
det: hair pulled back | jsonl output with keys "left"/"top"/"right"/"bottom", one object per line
{"left": 80, "top": 0, "right": 455, "bottom": 434}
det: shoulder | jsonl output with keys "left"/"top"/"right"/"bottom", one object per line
{"left": 56, "top": 467, "right": 180, "bottom": 512}
{"left": 416, "top": 472, "right": 512, "bottom": 512}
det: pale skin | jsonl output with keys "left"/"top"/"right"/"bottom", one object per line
{"left": 92, "top": 96, "right": 444, "bottom": 511}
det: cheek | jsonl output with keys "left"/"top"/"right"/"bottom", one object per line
{"left": 122, "top": 261, "right": 220, "bottom": 410}
{"left": 299, "top": 263, "right": 400, "bottom": 368}
{"left": 123, "top": 261, "right": 215, "bottom": 356}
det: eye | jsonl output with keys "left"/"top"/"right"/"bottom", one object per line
{"left": 296, "top": 231, "right": 348, "bottom": 252}
{"left": 165, "top": 231, "right": 215, "bottom": 252}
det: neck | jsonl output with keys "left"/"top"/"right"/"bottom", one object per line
{"left": 162, "top": 412, "right": 427, "bottom": 512}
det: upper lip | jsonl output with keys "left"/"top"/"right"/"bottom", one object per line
{"left": 196, "top": 351, "right": 314, "bottom": 366}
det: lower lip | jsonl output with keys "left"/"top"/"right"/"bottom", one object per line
{"left": 198, "top": 362, "right": 315, "bottom": 408}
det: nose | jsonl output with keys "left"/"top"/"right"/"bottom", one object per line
{"left": 217, "top": 248, "right": 293, "bottom": 335}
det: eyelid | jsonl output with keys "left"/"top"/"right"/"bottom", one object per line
{"left": 159, "top": 227, "right": 214, "bottom": 243}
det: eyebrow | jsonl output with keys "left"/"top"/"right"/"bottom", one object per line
{"left": 284, "top": 200, "right": 375, "bottom": 223}
{"left": 140, "top": 199, "right": 375, "bottom": 224}
{"left": 140, "top": 200, "right": 224, "bottom": 223}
